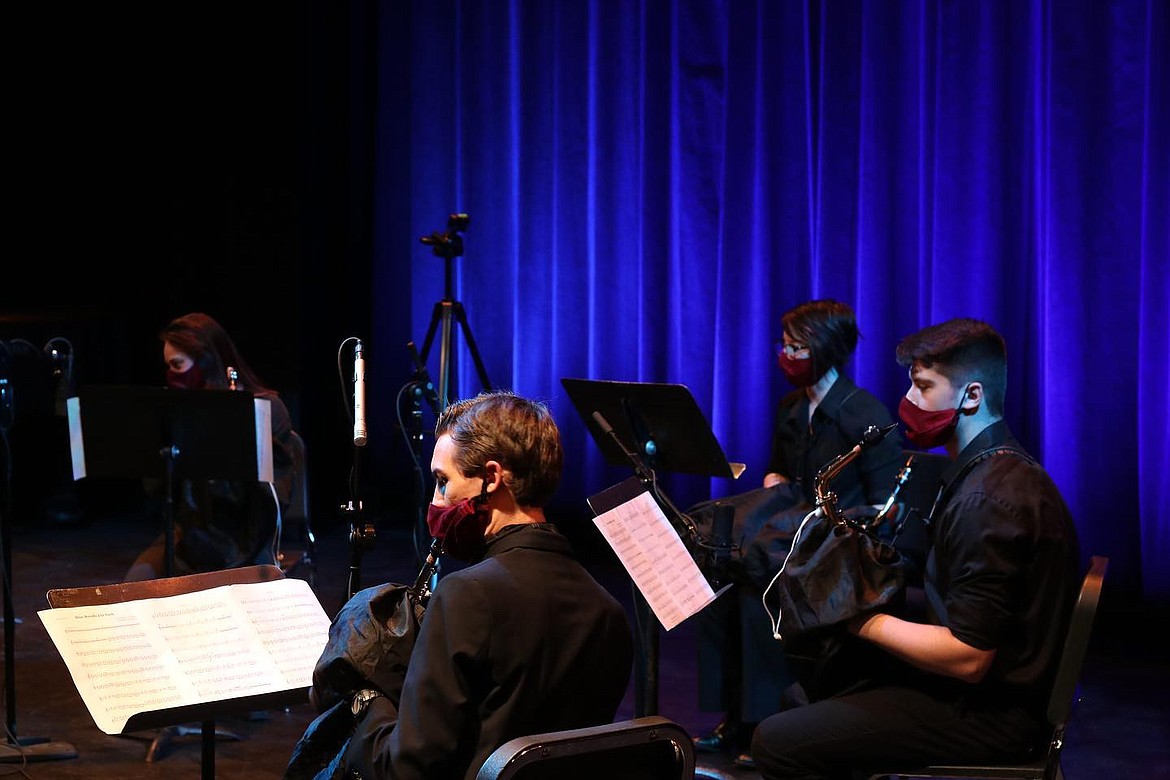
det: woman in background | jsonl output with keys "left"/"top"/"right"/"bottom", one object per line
{"left": 124, "top": 312, "right": 296, "bottom": 580}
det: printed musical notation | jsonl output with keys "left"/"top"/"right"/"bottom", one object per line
{"left": 590, "top": 480, "right": 725, "bottom": 630}
{"left": 38, "top": 578, "right": 330, "bottom": 735}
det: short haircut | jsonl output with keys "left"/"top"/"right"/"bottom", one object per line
{"left": 895, "top": 318, "right": 1007, "bottom": 416}
{"left": 781, "top": 299, "right": 859, "bottom": 377}
{"left": 435, "top": 391, "right": 564, "bottom": 508}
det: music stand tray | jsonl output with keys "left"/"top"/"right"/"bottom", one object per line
{"left": 560, "top": 378, "right": 745, "bottom": 479}
{"left": 42, "top": 565, "right": 326, "bottom": 779}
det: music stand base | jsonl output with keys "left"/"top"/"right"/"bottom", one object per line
{"left": 0, "top": 740, "right": 78, "bottom": 762}
{"left": 121, "top": 723, "right": 243, "bottom": 763}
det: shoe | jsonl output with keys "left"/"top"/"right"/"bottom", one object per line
{"left": 692, "top": 717, "right": 739, "bottom": 753}
{"left": 733, "top": 752, "right": 756, "bottom": 769}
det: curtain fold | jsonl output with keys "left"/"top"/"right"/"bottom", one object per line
{"left": 374, "top": 0, "right": 1168, "bottom": 600}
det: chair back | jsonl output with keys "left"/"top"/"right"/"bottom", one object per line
{"left": 476, "top": 716, "right": 695, "bottom": 780}
{"left": 1041, "top": 555, "right": 1108, "bottom": 773}
{"left": 865, "top": 554, "right": 1109, "bottom": 780}
{"left": 277, "top": 430, "right": 316, "bottom": 584}
{"left": 286, "top": 429, "right": 310, "bottom": 526}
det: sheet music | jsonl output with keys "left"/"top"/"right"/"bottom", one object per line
{"left": 38, "top": 578, "right": 330, "bottom": 735}
{"left": 592, "top": 488, "right": 722, "bottom": 630}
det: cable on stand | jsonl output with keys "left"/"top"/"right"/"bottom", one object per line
{"left": 339, "top": 337, "right": 375, "bottom": 602}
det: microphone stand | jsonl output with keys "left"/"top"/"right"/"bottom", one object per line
{"left": 344, "top": 339, "right": 374, "bottom": 602}
{"left": 343, "top": 470, "right": 373, "bottom": 602}
{"left": 0, "top": 339, "right": 76, "bottom": 763}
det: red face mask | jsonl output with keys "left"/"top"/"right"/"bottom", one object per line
{"left": 166, "top": 365, "right": 206, "bottom": 390}
{"left": 779, "top": 352, "right": 818, "bottom": 387}
{"left": 426, "top": 481, "right": 491, "bottom": 562}
{"left": 898, "top": 385, "right": 969, "bottom": 449}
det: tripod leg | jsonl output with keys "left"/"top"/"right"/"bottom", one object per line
{"left": 451, "top": 303, "right": 493, "bottom": 392}
{"left": 419, "top": 301, "right": 456, "bottom": 410}
{"left": 418, "top": 301, "right": 445, "bottom": 366}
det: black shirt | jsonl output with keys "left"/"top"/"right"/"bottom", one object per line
{"left": 766, "top": 374, "right": 903, "bottom": 508}
{"left": 925, "top": 420, "right": 1081, "bottom": 713}
{"left": 346, "top": 523, "right": 634, "bottom": 780}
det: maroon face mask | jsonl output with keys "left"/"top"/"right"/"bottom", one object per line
{"left": 166, "top": 365, "right": 206, "bottom": 390}
{"left": 779, "top": 352, "right": 818, "bottom": 387}
{"left": 426, "top": 480, "right": 491, "bottom": 562}
{"left": 898, "top": 385, "right": 969, "bottom": 449}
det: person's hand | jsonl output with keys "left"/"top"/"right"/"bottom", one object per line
{"left": 763, "top": 472, "right": 790, "bottom": 488}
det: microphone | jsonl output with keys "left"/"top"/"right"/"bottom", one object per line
{"left": 592, "top": 410, "right": 615, "bottom": 435}
{"left": 593, "top": 410, "right": 654, "bottom": 483}
{"left": 353, "top": 340, "right": 367, "bottom": 446}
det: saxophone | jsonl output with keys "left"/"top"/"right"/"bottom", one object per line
{"left": 813, "top": 422, "right": 899, "bottom": 528}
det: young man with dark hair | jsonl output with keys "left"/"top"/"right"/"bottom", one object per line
{"left": 750, "top": 318, "right": 1082, "bottom": 779}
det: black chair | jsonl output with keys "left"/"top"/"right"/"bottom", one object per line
{"left": 276, "top": 429, "right": 317, "bottom": 587}
{"left": 868, "top": 554, "right": 1109, "bottom": 780}
{"left": 476, "top": 716, "right": 696, "bottom": 780}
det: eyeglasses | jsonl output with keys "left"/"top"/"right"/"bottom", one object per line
{"left": 775, "top": 341, "right": 810, "bottom": 358}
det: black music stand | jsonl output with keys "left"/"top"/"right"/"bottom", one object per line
{"left": 45, "top": 565, "right": 307, "bottom": 780}
{"left": 65, "top": 386, "right": 274, "bottom": 767}
{"left": 67, "top": 385, "right": 273, "bottom": 578}
{"left": 561, "top": 378, "right": 744, "bottom": 717}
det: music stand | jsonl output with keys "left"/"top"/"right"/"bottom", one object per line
{"left": 65, "top": 386, "right": 274, "bottom": 766}
{"left": 45, "top": 565, "right": 307, "bottom": 780}
{"left": 561, "top": 378, "right": 744, "bottom": 716}
{"left": 561, "top": 379, "right": 746, "bottom": 480}
{"left": 66, "top": 385, "right": 274, "bottom": 578}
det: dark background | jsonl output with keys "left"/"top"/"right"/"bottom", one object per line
{"left": 4, "top": 2, "right": 1168, "bottom": 606}
{"left": 4, "top": 4, "right": 417, "bottom": 556}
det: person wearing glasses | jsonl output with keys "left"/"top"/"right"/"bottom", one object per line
{"left": 694, "top": 299, "right": 903, "bottom": 768}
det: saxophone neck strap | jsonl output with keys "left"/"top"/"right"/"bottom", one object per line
{"left": 926, "top": 445, "right": 1035, "bottom": 526}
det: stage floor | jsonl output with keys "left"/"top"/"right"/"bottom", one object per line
{"left": 2, "top": 499, "right": 1164, "bottom": 779}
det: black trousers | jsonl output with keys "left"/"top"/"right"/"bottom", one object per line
{"left": 750, "top": 682, "right": 1043, "bottom": 780}
{"left": 696, "top": 581, "right": 796, "bottom": 724}
{"left": 692, "top": 484, "right": 808, "bottom": 726}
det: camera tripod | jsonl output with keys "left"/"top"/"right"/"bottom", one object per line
{"left": 417, "top": 213, "right": 493, "bottom": 410}
{"left": 407, "top": 214, "right": 494, "bottom": 573}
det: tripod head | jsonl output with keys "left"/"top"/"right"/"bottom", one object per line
{"left": 419, "top": 213, "right": 470, "bottom": 260}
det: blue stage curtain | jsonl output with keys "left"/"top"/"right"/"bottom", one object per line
{"left": 371, "top": 0, "right": 1168, "bottom": 601}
